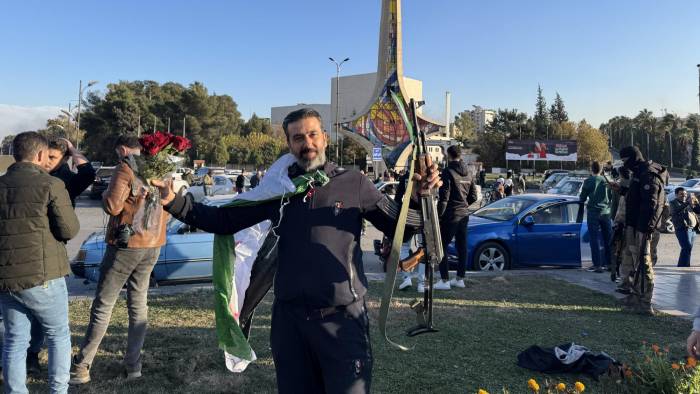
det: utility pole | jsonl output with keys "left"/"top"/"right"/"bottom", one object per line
{"left": 76, "top": 80, "right": 98, "bottom": 149}
{"left": 153, "top": 114, "right": 157, "bottom": 133}
{"left": 167, "top": 117, "right": 171, "bottom": 133}
{"left": 329, "top": 57, "right": 350, "bottom": 166}
{"left": 183, "top": 116, "right": 186, "bottom": 138}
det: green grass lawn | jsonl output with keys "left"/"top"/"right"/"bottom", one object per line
{"left": 26, "top": 276, "right": 690, "bottom": 393}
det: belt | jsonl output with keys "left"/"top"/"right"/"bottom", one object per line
{"left": 307, "top": 305, "right": 346, "bottom": 320}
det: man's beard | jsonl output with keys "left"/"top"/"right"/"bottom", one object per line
{"left": 296, "top": 147, "right": 327, "bottom": 172}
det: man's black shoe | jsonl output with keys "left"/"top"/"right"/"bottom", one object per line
{"left": 26, "top": 351, "right": 41, "bottom": 375}
{"left": 615, "top": 287, "right": 632, "bottom": 295}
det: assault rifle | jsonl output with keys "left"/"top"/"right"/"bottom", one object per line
{"left": 406, "top": 98, "right": 443, "bottom": 337}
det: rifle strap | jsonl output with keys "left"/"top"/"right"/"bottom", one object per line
{"left": 378, "top": 90, "right": 419, "bottom": 351}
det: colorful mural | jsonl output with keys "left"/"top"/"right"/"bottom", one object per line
{"left": 344, "top": 73, "right": 409, "bottom": 146}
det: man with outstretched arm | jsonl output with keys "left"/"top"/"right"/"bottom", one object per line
{"left": 153, "top": 108, "right": 440, "bottom": 394}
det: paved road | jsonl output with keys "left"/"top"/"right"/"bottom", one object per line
{"left": 69, "top": 195, "right": 699, "bottom": 318}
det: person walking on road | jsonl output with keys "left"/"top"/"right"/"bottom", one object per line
{"left": 670, "top": 187, "right": 700, "bottom": 267}
{"left": 580, "top": 161, "right": 613, "bottom": 273}
{"left": 203, "top": 170, "right": 214, "bottom": 196}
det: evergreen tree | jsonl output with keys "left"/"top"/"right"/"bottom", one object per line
{"left": 549, "top": 92, "right": 568, "bottom": 123}
{"left": 534, "top": 85, "right": 549, "bottom": 138}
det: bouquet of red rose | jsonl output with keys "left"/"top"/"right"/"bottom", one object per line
{"left": 133, "top": 131, "right": 191, "bottom": 230}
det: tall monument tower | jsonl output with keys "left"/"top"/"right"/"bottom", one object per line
{"left": 341, "top": 0, "right": 443, "bottom": 150}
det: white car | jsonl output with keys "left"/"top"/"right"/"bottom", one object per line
{"left": 186, "top": 175, "right": 235, "bottom": 202}
{"left": 375, "top": 181, "right": 399, "bottom": 199}
{"left": 547, "top": 176, "right": 587, "bottom": 195}
{"left": 666, "top": 178, "right": 700, "bottom": 202}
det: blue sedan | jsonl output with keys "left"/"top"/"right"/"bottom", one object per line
{"left": 446, "top": 194, "right": 591, "bottom": 271}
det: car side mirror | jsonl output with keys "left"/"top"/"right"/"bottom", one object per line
{"left": 522, "top": 216, "right": 535, "bottom": 226}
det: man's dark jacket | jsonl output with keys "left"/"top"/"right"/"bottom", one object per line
{"left": 438, "top": 160, "right": 478, "bottom": 220}
{"left": 623, "top": 160, "right": 668, "bottom": 233}
{"left": 50, "top": 162, "right": 96, "bottom": 206}
{"left": 165, "top": 162, "right": 398, "bottom": 308}
{"left": 0, "top": 162, "right": 80, "bottom": 291}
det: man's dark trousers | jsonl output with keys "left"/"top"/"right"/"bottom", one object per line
{"left": 271, "top": 299, "right": 372, "bottom": 394}
{"left": 438, "top": 216, "right": 469, "bottom": 280}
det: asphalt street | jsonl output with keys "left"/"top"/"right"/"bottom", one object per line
{"left": 67, "top": 195, "right": 688, "bottom": 297}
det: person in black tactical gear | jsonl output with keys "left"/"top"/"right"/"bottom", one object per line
{"left": 612, "top": 146, "right": 668, "bottom": 315}
{"left": 434, "top": 145, "right": 479, "bottom": 290}
{"left": 153, "top": 108, "right": 441, "bottom": 394}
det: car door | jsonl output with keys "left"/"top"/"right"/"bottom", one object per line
{"left": 516, "top": 201, "right": 583, "bottom": 267}
{"left": 163, "top": 220, "right": 214, "bottom": 281}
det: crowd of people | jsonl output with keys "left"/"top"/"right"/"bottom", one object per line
{"left": 0, "top": 109, "right": 440, "bottom": 393}
{"left": 1, "top": 108, "right": 700, "bottom": 393}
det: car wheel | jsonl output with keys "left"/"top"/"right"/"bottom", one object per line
{"left": 473, "top": 242, "right": 510, "bottom": 271}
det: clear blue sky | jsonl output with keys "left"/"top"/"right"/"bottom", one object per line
{"left": 2, "top": 0, "right": 700, "bottom": 132}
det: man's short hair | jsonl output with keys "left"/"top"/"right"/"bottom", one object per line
{"left": 48, "top": 138, "right": 69, "bottom": 156}
{"left": 114, "top": 134, "right": 140, "bottom": 150}
{"left": 12, "top": 132, "right": 48, "bottom": 162}
{"left": 591, "top": 161, "right": 601, "bottom": 174}
{"left": 447, "top": 145, "right": 461, "bottom": 160}
{"left": 676, "top": 187, "right": 686, "bottom": 195}
{"left": 282, "top": 108, "right": 324, "bottom": 137}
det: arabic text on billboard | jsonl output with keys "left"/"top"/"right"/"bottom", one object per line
{"left": 506, "top": 140, "right": 577, "bottom": 162}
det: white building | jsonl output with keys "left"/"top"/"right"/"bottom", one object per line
{"left": 271, "top": 104, "right": 332, "bottom": 132}
{"left": 469, "top": 105, "right": 496, "bottom": 133}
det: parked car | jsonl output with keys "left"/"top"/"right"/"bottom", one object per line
{"left": 448, "top": 194, "right": 591, "bottom": 271}
{"left": 548, "top": 179, "right": 584, "bottom": 196}
{"left": 195, "top": 167, "right": 226, "bottom": 178}
{"left": 186, "top": 175, "right": 235, "bottom": 202}
{"left": 546, "top": 175, "right": 587, "bottom": 195}
{"left": 72, "top": 199, "right": 270, "bottom": 285}
{"left": 89, "top": 166, "right": 116, "bottom": 199}
{"left": 540, "top": 172, "right": 568, "bottom": 193}
{"left": 375, "top": 181, "right": 399, "bottom": 199}
{"left": 666, "top": 178, "right": 700, "bottom": 202}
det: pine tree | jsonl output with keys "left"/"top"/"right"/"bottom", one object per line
{"left": 534, "top": 85, "right": 549, "bottom": 138}
{"left": 549, "top": 92, "right": 568, "bottom": 123}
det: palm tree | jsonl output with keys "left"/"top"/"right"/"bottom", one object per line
{"left": 634, "top": 109, "right": 656, "bottom": 160}
{"left": 659, "top": 113, "right": 683, "bottom": 167}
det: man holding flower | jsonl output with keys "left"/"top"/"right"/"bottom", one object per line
{"left": 70, "top": 134, "right": 173, "bottom": 384}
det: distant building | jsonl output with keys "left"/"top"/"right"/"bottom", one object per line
{"left": 271, "top": 104, "right": 332, "bottom": 132}
{"left": 469, "top": 105, "right": 495, "bottom": 133}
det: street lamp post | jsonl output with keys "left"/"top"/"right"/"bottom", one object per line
{"left": 329, "top": 57, "right": 350, "bottom": 166}
{"left": 76, "top": 80, "right": 98, "bottom": 148}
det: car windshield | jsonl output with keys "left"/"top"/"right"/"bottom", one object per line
{"left": 557, "top": 181, "right": 582, "bottom": 195}
{"left": 473, "top": 198, "right": 537, "bottom": 221}
{"left": 545, "top": 173, "right": 566, "bottom": 185}
{"left": 680, "top": 179, "right": 699, "bottom": 188}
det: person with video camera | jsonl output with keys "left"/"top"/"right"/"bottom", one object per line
{"left": 70, "top": 135, "right": 170, "bottom": 384}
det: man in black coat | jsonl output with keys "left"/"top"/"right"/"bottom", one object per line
{"left": 153, "top": 108, "right": 441, "bottom": 393}
{"left": 434, "top": 145, "right": 479, "bottom": 290}
{"left": 614, "top": 146, "right": 668, "bottom": 315}
{"left": 42, "top": 138, "right": 96, "bottom": 207}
